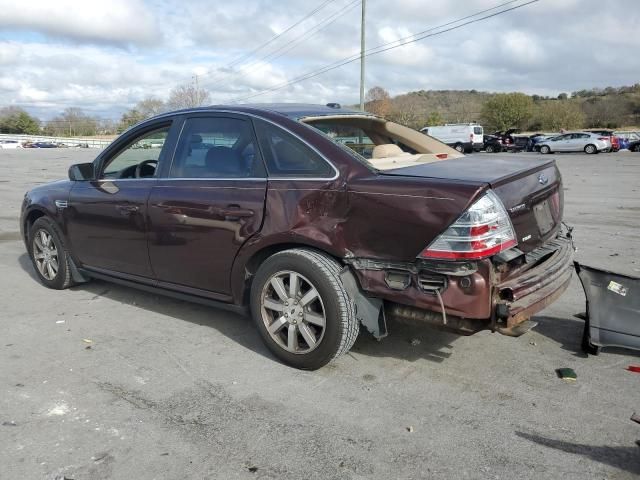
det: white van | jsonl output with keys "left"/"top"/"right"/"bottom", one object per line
{"left": 420, "top": 123, "right": 484, "bottom": 153}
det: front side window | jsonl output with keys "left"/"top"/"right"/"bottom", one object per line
{"left": 170, "top": 117, "right": 263, "bottom": 178}
{"left": 255, "top": 120, "right": 335, "bottom": 178}
{"left": 101, "top": 125, "right": 170, "bottom": 179}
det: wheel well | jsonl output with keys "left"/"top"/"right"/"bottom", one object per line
{"left": 24, "top": 209, "right": 46, "bottom": 241}
{"left": 240, "top": 243, "right": 343, "bottom": 305}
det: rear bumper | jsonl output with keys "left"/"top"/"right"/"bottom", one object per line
{"left": 348, "top": 232, "right": 574, "bottom": 335}
{"left": 495, "top": 234, "right": 574, "bottom": 328}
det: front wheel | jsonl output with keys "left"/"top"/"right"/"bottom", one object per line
{"left": 28, "top": 217, "right": 74, "bottom": 289}
{"left": 250, "top": 249, "right": 359, "bottom": 370}
{"left": 539, "top": 145, "right": 551, "bottom": 154}
{"left": 584, "top": 144, "right": 597, "bottom": 154}
{"left": 485, "top": 145, "right": 494, "bottom": 153}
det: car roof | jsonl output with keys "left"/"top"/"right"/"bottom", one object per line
{"left": 154, "top": 103, "right": 371, "bottom": 122}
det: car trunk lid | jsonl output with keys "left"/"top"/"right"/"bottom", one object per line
{"left": 382, "top": 156, "right": 563, "bottom": 253}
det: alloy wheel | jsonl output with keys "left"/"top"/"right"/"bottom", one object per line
{"left": 260, "top": 270, "right": 326, "bottom": 354}
{"left": 33, "top": 229, "right": 59, "bottom": 280}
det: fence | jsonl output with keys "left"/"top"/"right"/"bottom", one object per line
{"left": 0, "top": 133, "right": 112, "bottom": 149}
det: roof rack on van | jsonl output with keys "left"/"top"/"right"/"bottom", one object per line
{"left": 444, "top": 122, "right": 479, "bottom": 126}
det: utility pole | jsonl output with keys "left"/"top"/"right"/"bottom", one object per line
{"left": 193, "top": 74, "right": 200, "bottom": 106}
{"left": 359, "top": 0, "right": 366, "bottom": 111}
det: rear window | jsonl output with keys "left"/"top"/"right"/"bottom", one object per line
{"left": 310, "top": 121, "right": 376, "bottom": 159}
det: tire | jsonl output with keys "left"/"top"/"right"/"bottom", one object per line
{"left": 453, "top": 143, "right": 464, "bottom": 153}
{"left": 485, "top": 145, "right": 494, "bottom": 153}
{"left": 633, "top": 144, "right": 640, "bottom": 152}
{"left": 584, "top": 144, "right": 597, "bottom": 154}
{"left": 28, "top": 216, "right": 74, "bottom": 290}
{"left": 539, "top": 145, "right": 551, "bottom": 154}
{"left": 250, "top": 248, "right": 359, "bottom": 370}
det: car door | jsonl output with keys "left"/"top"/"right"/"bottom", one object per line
{"left": 147, "top": 114, "right": 267, "bottom": 297}
{"left": 65, "top": 120, "right": 179, "bottom": 278}
{"left": 551, "top": 134, "right": 570, "bottom": 151}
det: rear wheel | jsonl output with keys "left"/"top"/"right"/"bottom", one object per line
{"left": 539, "top": 145, "right": 551, "bottom": 154}
{"left": 250, "top": 248, "right": 358, "bottom": 370}
{"left": 453, "top": 143, "right": 464, "bottom": 153}
{"left": 28, "top": 217, "right": 74, "bottom": 289}
{"left": 584, "top": 144, "right": 597, "bottom": 154}
{"left": 485, "top": 145, "right": 495, "bottom": 153}
{"left": 633, "top": 144, "right": 640, "bottom": 152}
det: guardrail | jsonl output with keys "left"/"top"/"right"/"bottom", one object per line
{"left": 0, "top": 133, "right": 112, "bottom": 149}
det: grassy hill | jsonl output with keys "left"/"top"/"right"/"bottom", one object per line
{"left": 376, "top": 84, "right": 640, "bottom": 131}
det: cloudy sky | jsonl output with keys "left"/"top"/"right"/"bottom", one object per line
{"left": 0, "top": 0, "right": 638, "bottom": 120}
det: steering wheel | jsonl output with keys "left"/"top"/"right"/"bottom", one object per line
{"left": 135, "top": 159, "right": 158, "bottom": 178}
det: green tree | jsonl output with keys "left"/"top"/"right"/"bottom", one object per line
{"left": 425, "top": 111, "right": 444, "bottom": 126}
{"left": 0, "top": 107, "right": 40, "bottom": 134}
{"left": 481, "top": 93, "right": 534, "bottom": 131}
{"left": 533, "top": 101, "right": 585, "bottom": 131}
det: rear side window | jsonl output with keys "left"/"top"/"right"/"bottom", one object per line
{"left": 473, "top": 127, "right": 483, "bottom": 135}
{"left": 170, "top": 116, "right": 264, "bottom": 179}
{"left": 254, "top": 120, "right": 335, "bottom": 178}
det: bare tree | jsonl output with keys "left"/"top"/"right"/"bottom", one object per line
{"left": 166, "top": 84, "right": 211, "bottom": 110}
{"left": 137, "top": 97, "right": 166, "bottom": 117}
{"left": 365, "top": 86, "right": 391, "bottom": 117}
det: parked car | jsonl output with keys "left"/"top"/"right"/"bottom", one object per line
{"left": 420, "top": 123, "right": 484, "bottom": 153}
{"left": 527, "top": 133, "right": 553, "bottom": 152}
{"left": 21, "top": 104, "right": 573, "bottom": 369}
{"left": 0, "top": 140, "right": 23, "bottom": 149}
{"left": 537, "top": 132, "right": 611, "bottom": 154}
{"left": 585, "top": 129, "right": 619, "bottom": 152}
{"left": 628, "top": 139, "right": 640, "bottom": 152}
{"left": 26, "top": 142, "right": 58, "bottom": 148}
{"left": 482, "top": 134, "right": 502, "bottom": 153}
{"left": 614, "top": 131, "right": 640, "bottom": 150}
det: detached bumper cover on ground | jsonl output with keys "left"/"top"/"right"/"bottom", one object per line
{"left": 575, "top": 262, "right": 640, "bottom": 353}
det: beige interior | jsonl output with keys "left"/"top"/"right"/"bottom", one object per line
{"left": 372, "top": 143, "right": 408, "bottom": 159}
{"left": 300, "top": 114, "right": 462, "bottom": 170}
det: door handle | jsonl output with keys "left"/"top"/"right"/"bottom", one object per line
{"left": 116, "top": 205, "right": 139, "bottom": 214}
{"left": 220, "top": 205, "right": 254, "bottom": 221}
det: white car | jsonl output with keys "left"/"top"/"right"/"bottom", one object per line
{"left": 0, "top": 140, "right": 23, "bottom": 149}
{"left": 537, "top": 132, "right": 611, "bottom": 154}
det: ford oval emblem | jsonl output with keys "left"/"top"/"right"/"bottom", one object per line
{"left": 538, "top": 173, "right": 549, "bottom": 185}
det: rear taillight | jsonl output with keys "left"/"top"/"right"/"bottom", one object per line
{"left": 419, "top": 190, "right": 517, "bottom": 260}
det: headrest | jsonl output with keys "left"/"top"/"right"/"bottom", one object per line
{"left": 372, "top": 144, "right": 407, "bottom": 159}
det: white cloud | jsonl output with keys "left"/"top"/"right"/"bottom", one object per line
{"left": 0, "top": 0, "right": 160, "bottom": 46}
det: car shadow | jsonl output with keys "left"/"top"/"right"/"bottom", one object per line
{"left": 350, "top": 319, "right": 459, "bottom": 364}
{"left": 17, "top": 253, "right": 484, "bottom": 366}
{"left": 534, "top": 315, "right": 640, "bottom": 358}
{"left": 515, "top": 431, "right": 640, "bottom": 476}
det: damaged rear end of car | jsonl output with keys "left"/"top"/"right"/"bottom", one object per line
{"left": 342, "top": 155, "right": 574, "bottom": 338}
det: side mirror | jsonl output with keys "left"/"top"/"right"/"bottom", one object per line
{"left": 68, "top": 162, "right": 95, "bottom": 181}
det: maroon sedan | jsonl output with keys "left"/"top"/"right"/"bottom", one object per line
{"left": 20, "top": 104, "right": 573, "bottom": 369}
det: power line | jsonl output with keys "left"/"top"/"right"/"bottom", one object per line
{"left": 229, "top": 0, "right": 539, "bottom": 103}
{"left": 199, "top": 0, "right": 360, "bottom": 89}
{"left": 226, "top": 0, "right": 338, "bottom": 69}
